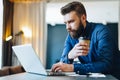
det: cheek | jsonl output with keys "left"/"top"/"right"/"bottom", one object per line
{"left": 70, "top": 23, "right": 79, "bottom": 30}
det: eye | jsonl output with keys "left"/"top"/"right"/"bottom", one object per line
{"left": 69, "top": 20, "right": 74, "bottom": 23}
{"left": 64, "top": 19, "right": 75, "bottom": 25}
{"left": 64, "top": 22, "right": 67, "bottom": 24}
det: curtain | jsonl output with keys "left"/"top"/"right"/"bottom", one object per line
{"left": 13, "top": 1, "right": 47, "bottom": 67}
{"left": 2, "top": 0, "right": 13, "bottom": 66}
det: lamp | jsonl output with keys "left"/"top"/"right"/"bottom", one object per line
{"left": 6, "top": 30, "right": 23, "bottom": 62}
{"left": 5, "top": 30, "right": 24, "bottom": 44}
{"left": 6, "top": 36, "right": 12, "bottom": 41}
{"left": 15, "top": 31, "right": 23, "bottom": 36}
{"left": 4, "top": 30, "right": 24, "bottom": 66}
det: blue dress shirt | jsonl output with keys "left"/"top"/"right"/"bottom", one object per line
{"left": 60, "top": 21, "right": 116, "bottom": 74}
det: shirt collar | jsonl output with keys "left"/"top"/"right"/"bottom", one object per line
{"left": 82, "top": 21, "right": 91, "bottom": 39}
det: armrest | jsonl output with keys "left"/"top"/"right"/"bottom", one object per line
{"left": 9, "top": 65, "right": 25, "bottom": 75}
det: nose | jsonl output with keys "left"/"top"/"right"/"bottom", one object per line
{"left": 66, "top": 23, "right": 71, "bottom": 30}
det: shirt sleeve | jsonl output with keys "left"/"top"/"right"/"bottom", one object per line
{"left": 60, "top": 34, "right": 74, "bottom": 64}
{"left": 74, "top": 26, "right": 114, "bottom": 74}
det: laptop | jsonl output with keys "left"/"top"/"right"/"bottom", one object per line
{"left": 12, "top": 44, "right": 66, "bottom": 76}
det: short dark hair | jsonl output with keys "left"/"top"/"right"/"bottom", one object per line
{"left": 61, "top": 1, "right": 86, "bottom": 17}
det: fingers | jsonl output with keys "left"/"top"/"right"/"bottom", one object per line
{"left": 68, "top": 42, "right": 90, "bottom": 59}
{"left": 75, "top": 45, "right": 89, "bottom": 55}
{"left": 76, "top": 46, "right": 89, "bottom": 50}
{"left": 51, "top": 64, "right": 58, "bottom": 72}
{"left": 76, "top": 42, "right": 89, "bottom": 46}
{"left": 54, "top": 67, "right": 61, "bottom": 72}
{"left": 75, "top": 42, "right": 89, "bottom": 51}
{"left": 76, "top": 52, "right": 88, "bottom": 56}
{"left": 51, "top": 62, "right": 62, "bottom": 72}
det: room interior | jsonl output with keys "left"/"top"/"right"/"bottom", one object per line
{"left": 0, "top": 0, "right": 120, "bottom": 78}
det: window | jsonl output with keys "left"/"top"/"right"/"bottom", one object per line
{"left": 0, "top": 0, "right": 3, "bottom": 69}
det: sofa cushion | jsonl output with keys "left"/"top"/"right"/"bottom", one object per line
{"left": 9, "top": 65, "right": 25, "bottom": 75}
{"left": 0, "top": 67, "right": 10, "bottom": 76}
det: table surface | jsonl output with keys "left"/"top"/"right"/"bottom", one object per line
{"left": 0, "top": 72, "right": 118, "bottom": 80}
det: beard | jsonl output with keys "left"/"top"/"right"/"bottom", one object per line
{"left": 69, "top": 20, "right": 84, "bottom": 39}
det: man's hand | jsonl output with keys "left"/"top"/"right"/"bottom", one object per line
{"left": 51, "top": 62, "right": 74, "bottom": 72}
{"left": 68, "top": 42, "right": 89, "bottom": 59}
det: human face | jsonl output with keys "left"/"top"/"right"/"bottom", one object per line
{"left": 64, "top": 11, "right": 84, "bottom": 39}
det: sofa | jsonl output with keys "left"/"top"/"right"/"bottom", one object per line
{"left": 0, "top": 65, "right": 25, "bottom": 77}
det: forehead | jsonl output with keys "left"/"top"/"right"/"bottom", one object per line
{"left": 63, "top": 11, "right": 79, "bottom": 22}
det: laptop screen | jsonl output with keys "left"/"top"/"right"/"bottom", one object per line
{"left": 12, "top": 44, "right": 47, "bottom": 75}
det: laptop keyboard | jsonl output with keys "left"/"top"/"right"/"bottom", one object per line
{"left": 47, "top": 71, "right": 66, "bottom": 76}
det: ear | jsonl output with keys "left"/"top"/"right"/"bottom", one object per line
{"left": 81, "top": 14, "right": 86, "bottom": 23}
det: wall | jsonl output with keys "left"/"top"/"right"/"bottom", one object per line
{"left": 46, "top": 1, "right": 119, "bottom": 24}
{"left": 46, "top": 24, "right": 67, "bottom": 69}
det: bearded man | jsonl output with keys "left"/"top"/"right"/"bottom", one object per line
{"left": 51, "top": 1, "right": 117, "bottom": 75}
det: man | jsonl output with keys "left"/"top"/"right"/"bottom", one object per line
{"left": 51, "top": 1, "right": 116, "bottom": 75}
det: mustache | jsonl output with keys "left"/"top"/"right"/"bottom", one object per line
{"left": 67, "top": 29, "right": 76, "bottom": 32}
